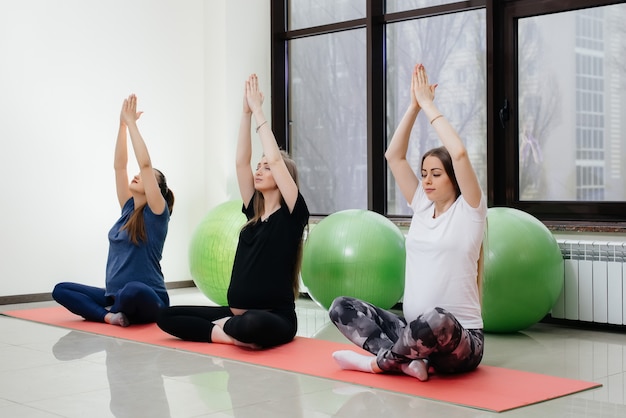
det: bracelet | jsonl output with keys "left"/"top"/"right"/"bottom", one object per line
{"left": 255, "top": 121, "right": 268, "bottom": 133}
{"left": 430, "top": 115, "right": 444, "bottom": 125}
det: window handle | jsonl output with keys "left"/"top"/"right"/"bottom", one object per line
{"left": 499, "top": 99, "right": 509, "bottom": 128}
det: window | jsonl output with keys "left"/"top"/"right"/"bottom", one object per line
{"left": 272, "top": 0, "right": 626, "bottom": 222}
{"left": 386, "top": 0, "right": 460, "bottom": 14}
{"left": 288, "top": 0, "right": 365, "bottom": 31}
{"left": 507, "top": 0, "right": 626, "bottom": 220}
{"left": 288, "top": 29, "right": 368, "bottom": 213}
{"left": 386, "top": 10, "right": 486, "bottom": 216}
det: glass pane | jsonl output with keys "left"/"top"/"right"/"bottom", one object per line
{"left": 289, "top": 29, "right": 367, "bottom": 213}
{"left": 386, "top": 0, "right": 459, "bottom": 14}
{"left": 386, "top": 9, "right": 487, "bottom": 216}
{"left": 288, "top": 0, "right": 365, "bottom": 30}
{"left": 518, "top": 4, "right": 626, "bottom": 202}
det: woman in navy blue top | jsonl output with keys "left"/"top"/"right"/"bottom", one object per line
{"left": 157, "top": 74, "right": 309, "bottom": 349}
{"left": 53, "top": 94, "right": 175, "bottom": 327}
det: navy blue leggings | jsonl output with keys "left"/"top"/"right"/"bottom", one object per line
{"left": 52, "top": 281, "right": 169, "bottom": 324}
{"left": 156, "top": 305, "right": 297, "bottom": 348}
{"left": 329, "top": 296, "right": 484, "bottom": 374}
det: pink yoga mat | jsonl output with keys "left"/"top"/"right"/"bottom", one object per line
{"left": 2, "top": 306, "right": 602, "bottom": 412}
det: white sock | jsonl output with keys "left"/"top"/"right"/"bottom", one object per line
{"left": 332, "top": 350, "right": 376, "bottom": 373}
{"left": 401, "top": 359, "right": 429, "bottom": 381}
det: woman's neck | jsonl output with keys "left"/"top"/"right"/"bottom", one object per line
{"left": 261, "top": 191, "right": 281, "bottom": 220}
{"left": 132, "top": 193, "right": 147, "bottom": 208}
{"left": 432, "top": 198, "right": 455, "bottom": 218}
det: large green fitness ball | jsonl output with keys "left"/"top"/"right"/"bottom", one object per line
{"left": 189, "top": 200, "right": 246, "bottom": 305}
{"left": 482, "top": 207, "right": 564, "bottom": 333}
{"left": 301, "top": 209, "right": 405, "bottom": 310}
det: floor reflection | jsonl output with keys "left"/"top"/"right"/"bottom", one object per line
{"left": 8, "top": 287, "right": 621, "bottom": 418}
{"left": 54, "top": 331, "right": 182, "bottom": 417}
{"left": 52, "top": 330, "right": 310, "bottom": 418}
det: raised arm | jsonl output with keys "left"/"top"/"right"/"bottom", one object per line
{"left": 114, "top": 120, "right": 132, "bottom": 208}
{"left": 413, "top": 64, "right": 482, "bottom": 208}
{"left": 385, "top": 64, "right": 421, "bottom": 204}
{"left": 236, "top": 81, "right": 255, "bottom": 206}
{"left": 119, "top": 94, "right": 167, "bottom": 214}
{"left": 245, "top": 74, "right": 299, "bottom": 211}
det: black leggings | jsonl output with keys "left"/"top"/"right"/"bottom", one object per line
{"left": 156, "top": 305, "right": 297, "bottom": 348}
{"left": 329, "top": 296, "right": 484, "bottom": 374}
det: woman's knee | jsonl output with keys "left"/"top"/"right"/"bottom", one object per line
{"left": 51, "top": 282, "right": 67, "bottom": 301}
{"left": 156, "top": 307, "right": 174, "bottom": 329}
{"left": 52, "top": 282, "right": 83, "bottom": 303}
{"left": 118, "top": 281, "right": 149, "bottom": 297}
{"left": 117, "top": 282, "right": 164, "bottom": 306}
{"left": 408, "top": 307, "right": 463, "bottom": 353}
{"left": 329, "top": 296, "right": 356, "bottom": 322}
{"left": 224, "top": 311, "right": 295, "bottom": 347}
{"left": 420, "top": 307, "right": 457, "bottom": 330}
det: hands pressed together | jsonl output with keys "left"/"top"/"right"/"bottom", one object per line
{"left": 120, "top": 94, "right": 143, "bottom": 126}
{"left": 410, "top": 63, "right": 437, "bottom": 111}
{"left": 244, "top": 74, "right": 264, "bottom": 114}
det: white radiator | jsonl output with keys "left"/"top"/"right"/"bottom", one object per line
{"left": 551, "top": 240, "right": 626, "bottom": 325}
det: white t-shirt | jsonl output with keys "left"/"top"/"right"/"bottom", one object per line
{"left": 402, "top": 182, "right": 487, "bottom": 329}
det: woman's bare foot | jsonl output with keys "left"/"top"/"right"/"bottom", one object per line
{"left": 210, "top": 318, "right": 260, "bottom": 349}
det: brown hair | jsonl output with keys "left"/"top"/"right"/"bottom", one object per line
{"left": 477, "top": 243, "right": 484, "bottom": 303}
{"left": 243, "top": 151, "right": 305, "bottom": 298}
{"left": 477, "top": 220, "right": 488, "bottom": 305}
{"left": 421, "top": 146, "right": 461, "bottom": 199}
{"left": 122, "top": 169, "right": 174, "bottom": 245}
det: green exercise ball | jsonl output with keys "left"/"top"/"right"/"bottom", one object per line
{"left": 301, "top": 209, "right": 405, "bottom": 310}
{"left": 482, "top": 207, "right": 564, "bottom": 333}
{"left": 189, "top": 200, "right": 246, "bottom": 305}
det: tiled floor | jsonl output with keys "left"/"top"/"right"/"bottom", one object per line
{"left": 1, "top": 287, "right": 625, "bottom": 417}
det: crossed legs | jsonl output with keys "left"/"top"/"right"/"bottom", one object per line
{"left": 328, "top": 296, "right": 484, "bottom": 381}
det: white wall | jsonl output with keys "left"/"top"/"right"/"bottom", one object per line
{"left": 0, "top": 0, "right": 271, "bottom": 297}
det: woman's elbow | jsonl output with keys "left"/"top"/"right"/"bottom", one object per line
{"left": 385, "top": 150, "right": 404, "bottom": 166}
{"left": 451, "top": 148, "right": 469, "bottom": 163}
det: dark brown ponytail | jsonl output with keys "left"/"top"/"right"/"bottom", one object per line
{"left": 122, "top": 169, "right": 174, "bottom": 245}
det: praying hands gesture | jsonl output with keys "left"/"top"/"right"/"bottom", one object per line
{"left": 245, "top": 74, "right": 265, "bottom": 115}
{"left": 412, "top": 63, "right": 438, "bottom": 114}
{"left": 120, "top": 94, "right": 143, "bottom": 127}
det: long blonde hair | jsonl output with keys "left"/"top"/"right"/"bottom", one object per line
{"left": 243, "top": 151, "right": 305, "bottom": 298}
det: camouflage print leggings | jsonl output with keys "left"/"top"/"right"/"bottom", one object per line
{"left": 329, "top": 296, "right": 484, "bottom": 374}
